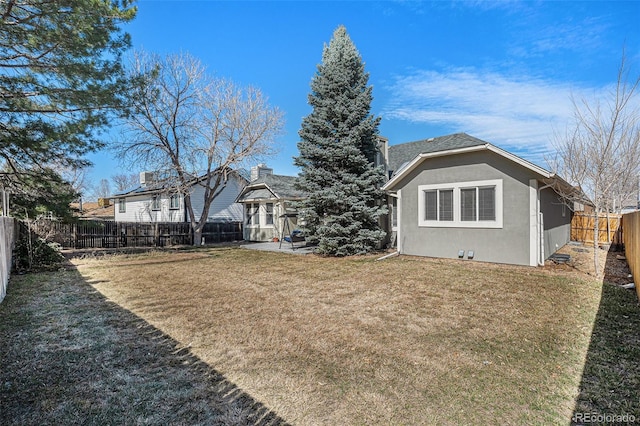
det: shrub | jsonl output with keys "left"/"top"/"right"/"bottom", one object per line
{"left": 14, "top": 234, "right": 65, "bottom": 272}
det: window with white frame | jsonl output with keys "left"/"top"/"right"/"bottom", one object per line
{"left": 246, "top": 203, "right": 256, "bottom": 225}
{"left": 151, "top": 195, "right": 161, "bottom": 211}
{"left": 246, "top": 202, "right": 275, "bottom": 227}
{"left": 265, "top": 203, "right": 274, "bottom": 225}
{"left": 169, "top": 194, "right": 180, "bottom": 210}
{"left": 461, "top": 187, "right": 496, "bottom": 221}
{"left": 391, "top": 197, "right": 398, "bottom": 229}
{"left": 418, "top": 179, "right": 502, "bottom": 228}
{"left": 118, "top": 198, "right": 126, "bottom": 213}
{"left": 424, "top": 188, "right": 454, "bottom": 221}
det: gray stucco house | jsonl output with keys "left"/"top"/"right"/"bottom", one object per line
{"left": 382, "top": 133, "right": 572, "bottom": 266}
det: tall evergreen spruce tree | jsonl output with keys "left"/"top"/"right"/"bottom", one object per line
{"left": 295, "top": 26, "right": 387, "bottom": 256}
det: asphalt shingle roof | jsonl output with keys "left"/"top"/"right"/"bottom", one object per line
{"left": 69, "top": 202, "right": 115, "bottom": 219}
{"left": 239, "top": 174, "right": 307, "bottom": 201}
{"left": 387, "top": 133, "right": 488, "bottom": 172}
{"left": 112, "top": 170, "right": 248, "bottom": 197}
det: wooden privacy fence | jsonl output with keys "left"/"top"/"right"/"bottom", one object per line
{"left": 570, "top": 212, "right": 623, "bottom": 246}
{"left": 622, "top": 211, "right": 640, "bottom": 300}
{"left": 29, "top": 220, "right": 243, "bottom": 249}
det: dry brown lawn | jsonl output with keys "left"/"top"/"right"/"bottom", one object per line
{"left": 65, "top": 247, "right": 617, "bottom": 425}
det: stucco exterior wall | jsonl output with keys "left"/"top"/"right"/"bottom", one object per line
{"left": 396, "top": 151, "right": 537, "bottom": 266}
{"left": 540, "top": 186, "right": 572, "bottom": 258}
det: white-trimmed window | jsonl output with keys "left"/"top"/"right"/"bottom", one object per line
{"left": 169, "top": 194, "right": 180, "bottom": 210}
{"left": 265, "top": 203, "right": 274, "bottom": 225}
{"left": 151, "top": 195, "right": 161, "bottom": 211}
{"left": 118, "top": 198, "right": 126, "bottom": 213}
{"left": 246, "top": 203, "right": 257, "bottom": 225}
{"left": 391, "top": 197, "right": 398, "bottom": 229}
{"left": 246, "top": 202, "right": 275, "bottom": 227}
{"left": 424, "top": 188, "right": 454, "bottom": 221}
{"left": 418, "top": 179, "right": 502, "bottom": 228}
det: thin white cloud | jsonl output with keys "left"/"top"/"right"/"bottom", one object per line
{"left": 383, "top": 68, "right": 587, "bottom": 164}
{"left": 513, "top": 16, "right": 611, "bottom": 58}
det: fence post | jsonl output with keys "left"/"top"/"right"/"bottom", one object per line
{"left": 154, "top": 222, "right": 159, "bottom": 247}
{"left": 622, "top": 211, "right": 639, "bottom": 300}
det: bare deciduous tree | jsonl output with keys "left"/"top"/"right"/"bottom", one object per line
{"left": 116, "top": 52, "right": 284, "bottom": 245}
{"left": 111, "top": 173, "right": 139, "bottom": 192}
{"left": 550, "top": 51, "right": 640, "bottom": 274}
{"left": 44, "top": 163, "right": 92, "bottom": 200}
{"left": 90, "top": 178, "right": 112, "bottom": 201}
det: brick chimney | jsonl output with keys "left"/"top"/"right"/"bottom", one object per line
{"left": 250, "top": 164, "right": 273, "bottom": 182}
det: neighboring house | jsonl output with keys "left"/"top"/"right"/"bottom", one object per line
{"left": 235, "top": 164, "right": 307, "bottom": 242}
{"left": 382, "top": 133, "right": 573, "bottom": 267}
{"left": 113, "top": 171, "right": 247, "bottom": 223}
{"left": 70, "top": 199, "right": 115, "bottom": 220}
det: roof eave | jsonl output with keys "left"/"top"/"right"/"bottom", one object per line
{"left": 382, "top": 145, "right": 490, "bottom": 191}
{"left": 114, "top": 169, "right": 248, "bottom": 198}
{"left": 485, "top": 145, "right": 553, "bottom": 179}
{"left": 112, "top": 187, "right": 159, "bottom": 197}
{"left": 234, "top": 182, "right": 278, "bottom": 203}
{"left": 382, "top": 143, "right": 558, "bottom": 192}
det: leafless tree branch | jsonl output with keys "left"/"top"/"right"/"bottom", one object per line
{"left": 115, "top": 51, "right": 284, "bottom": 244}
{"left": 550, "top": 49, "right": 640, "bottom": 274}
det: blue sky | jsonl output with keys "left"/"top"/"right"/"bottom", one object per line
{"left": 88, "top": 0, "right": 640, "bottom": 188}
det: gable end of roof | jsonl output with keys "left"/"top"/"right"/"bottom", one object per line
{"left": 236, "top": 174, "right": 307, "bottom": 202}
{"left": 383, "top": 142, "right": 555, "bottom": 191}
{"left": 387, "top": 133, "right": 488, "bottom": 172}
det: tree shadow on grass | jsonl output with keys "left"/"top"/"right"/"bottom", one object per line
{"left": 0, "top": 267, "right": 289, "bottom": 426}
{"left": 571, "top": 249, "right": 640, "bottom": 425}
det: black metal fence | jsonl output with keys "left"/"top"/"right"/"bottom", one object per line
{"left": 28, "top": 220, "right": 243, "bottom": 249}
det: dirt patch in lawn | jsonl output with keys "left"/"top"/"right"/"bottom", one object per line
{"left": 547, "top": 242, "right": 634, "bottom": 286}
{"left": 64, "top": 247, "right": 633, "bottom": 425}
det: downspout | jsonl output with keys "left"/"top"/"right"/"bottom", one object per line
{"left": 537, "top": 183, "right": 553, "bottom": 266}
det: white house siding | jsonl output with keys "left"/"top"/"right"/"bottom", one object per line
{"left": 187, "top": 177, "right": 245, "bottom": 222}
{"left": 115, "top": 194, "right": 185, "bottom": 223}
